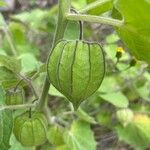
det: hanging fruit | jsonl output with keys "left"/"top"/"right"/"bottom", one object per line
{"left": 5, "top": 88, "right": 24, "bottom": 105}
{"left": 13, "top": 111, "right": 48, "bottom": 147}
{"left": 47, "top": 40, "right": 105, "bottom": 110}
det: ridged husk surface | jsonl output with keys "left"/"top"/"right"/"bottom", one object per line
{"left": 13, "top": 111, "right": 48, "bottom": 147}
{"left": 6, "top": 88, "right": 24, "bottom": 105}
{"left": 47, "top": 40, "right": 105, "bottom": 109}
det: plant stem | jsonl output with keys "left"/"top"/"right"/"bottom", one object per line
{"left": 66, "top": 13, "right": 124, "bottom": 27}
{"left": 0, "top": 103, "right": 37, "bottom": 111}
{"left": 0, "top": 14, "right": 17, "bottom": 56}
{"left": 79, "top": 0, "right": 112, "bottom": 14}
{"left": 16, "top": 73, "right": 39, "bottom": 100}
{"left": 70, "top": 9, "right": 83, "bottom": 40}
{"left": 37, "top": 0, "right": 71, "bottom": 111}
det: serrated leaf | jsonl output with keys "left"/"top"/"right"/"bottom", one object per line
{"left": 0, "top": 109, "right": 13, "bottom": 150}
{"left": 112, "top": 0, "right": 150, "bottom": 64}
{"left": 64, "top": 120, "right": 96, "bottom": 150}
{"left": 0, "top": 55, "right": 21, "bottom": 73}
{"left": 100, "top": 92, "right": 129, "bottom": 108}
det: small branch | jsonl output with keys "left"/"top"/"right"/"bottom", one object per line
{"left": 79, "top": 0, "right": 112, "bottom": 14}
{"left": 66, "top": 13, "right": 124, "bottom": 27}
{"left": 17, "top": 74, "right": 39, "bottom": 100}
{"left": 0, "top": 103, "right": 37, "bottom": 111}
{"left": 37, "top": 77, "right": 49, "bottom": 110}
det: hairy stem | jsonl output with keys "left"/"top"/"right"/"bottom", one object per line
{"left": 16, "top": 73, "right": 39, "bottom": 100}
{"left": 79, "top": 0, "right": 112, "bottom": 14}
{"left": 0, "top": 103, "right": 37, "bottom": 111}
{"left": 66, "top": 13, "right": 124, "bottom": 27}
{"left": 37, "top": 0, "right": 71, "bottom": 111}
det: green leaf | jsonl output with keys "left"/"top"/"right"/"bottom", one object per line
{"left": 99, "top": 92, "right": 129, "bottom": 108}
{"left": 49, "top": 85, "right": 64, "bottom": 98}
{"left": 136, "top": 83, "right": 150, "bottom": 102}
{"left": 0, "top": 66, "right": 17, "bottom": 82}
{"left": 19, "top": 53, "right": 39, "bottom": 73}
{"left": 112, "top": 0, "right": 150, "bottom": 64}
{"left": 0, "top": 85, "right": 5, "bottom": 105}
{"left": 9, "top": 22, "right": 27, "bottom": 45}
{"left": 72, "top": 0, "right": 87, "bottom": 9}
{"left": 0, "top": 55, "right": 21, "bottom": 73}
{"left": 116, "top": 114, "right": 150, "bottom": 149}
{"left": 98, "top": 76, "right": 118, "bottom": 93}
{"left": 105, "top": 33, "right": 120, "bottom": 44}
{"left": 76, "top": 108, "right": 96, "bottom": 124}
{"left": 0, "top": 109, "right": 13, "bottom": 150}
{"left": 64, "top": 120, "right": 96, "bottom": 150}
{"left": 116, "top": 124, "right": 148, "bottom": 150}
{"left": 86, "top": 0, "right": 113, "bottom": 15}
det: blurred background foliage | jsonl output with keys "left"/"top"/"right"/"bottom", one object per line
{"left": 0, "top": 0, "right": 150, "bottom": 150}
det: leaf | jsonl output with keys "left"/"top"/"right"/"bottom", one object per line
{"left": 19, "top": 53, "right": 39, "bottom": 73}
{"left": 86, "top": 0, "right": 113, "bottom": 15}
{"left": 0, "top": 85, "right": 5, "bottom": 105}
{"left": 0, "top": 55, "right": 21, "bottom": 73}
{"left": 9, "top": 22, "right": 27, "bottom": 45}
{"left": 116, "top": 114, "right": 150, "bottom": 149}
{"left": 49, "top": 85, "right": 64, "bottom": 98}
{"left": 105, "top": 33, "right": 120, "bottom": 44}
{"left": 99, "top": 92, "right": 129, "bottom": 108}
{"left": 0, "top": 109, "right": 13, "bottom": 150}
{"left": 112, "top": 0, "right": 150, "bottom": 64}
{"left": 64, "top": 120, "right": 96, "bottom": 150}
{"left": 11, "top": 9, "right": 55, "bottom": 32}
{"left": 136, "top": 83, "right": 150, "bottom": 102}
{"left": 76, "top": 108, "right": 96, "bottom": 124}
{"left": 0, "top": 66, "right": 17, "bottom": 82}
{"left": 72, "top": 0, "right": 87, "bottom": 9}
{"left": 98, "top": 76, "right": 118, "bottom": 93}
{"left": 133, "top": 114, "right": 150, "bottom": 142}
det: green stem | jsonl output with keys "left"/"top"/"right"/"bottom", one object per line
{"left": 0, "top": 14, "right": 17, "bottom": 56}
{"left": 37, "top": 0, "right": 71, "bottom": 111}
{"left": 79, "top": 0, "right": 112, "bottom": 14}
{"left": 0, "top": 103, "right": 37, "bottom": 111}
{"left": 66, "top": 13, "right": 124, "bottom": 27}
